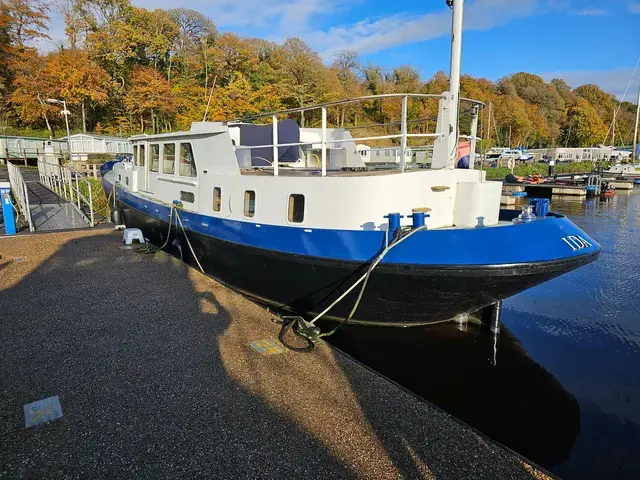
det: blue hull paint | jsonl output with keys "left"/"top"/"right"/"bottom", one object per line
{"left": 102, "top": 176, "right": 601, "bottom": 267}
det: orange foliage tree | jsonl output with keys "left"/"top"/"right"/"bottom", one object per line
{"left": 124, "top": 66, "right": 174, "bottom": 133}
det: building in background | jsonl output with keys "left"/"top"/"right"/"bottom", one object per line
{"left": 61, "top": 133, "right": 132, "bottom": 161}
{"left": 0, "top": 136, "right": 67, "bottom": 165}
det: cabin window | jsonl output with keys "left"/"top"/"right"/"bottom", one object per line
{"left": 133, "top": 145, "right": 138, "bottom": 165}
{"left": 179, "top": 142, "right": 197, "bottom": 177}
{"left": 163, "top": 143, "right": 175, "bottom": 174}
{"left": 213, "top": 187, "right": 222, "bottom": 212}
{"left": 180, "top": 191, "right": 195, "bottom": 203}
{"left": 244, "top": 190, "right": 256, "bottom": 217}
{"left": 150, "top": 144, "right": 159, "bottom": 172}
{"left": 125, "top": 177, "right": 129, "bottom": 186}
{"left": 288, "top": 194, "right": 305, "bottom": 223}
{"left": 139, "top": 144, "right": 145, "bottom": 167}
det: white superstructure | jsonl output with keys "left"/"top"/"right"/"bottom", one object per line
{"left": 114, "top": 91, "right": 500, "bottom": 233}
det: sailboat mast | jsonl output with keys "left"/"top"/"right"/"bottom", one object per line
{"left": 612, "top": 109, "right": 616, "bottom": 147}
{"left": 634, "top": 87, "right": 640, "bottom": 161}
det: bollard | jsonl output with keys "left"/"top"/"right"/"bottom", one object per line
{"left": 528, "top": 198, "right": 549, "bottom": 217}
{"left": 383, "top": 213, "right": 404, "bottom": 240}
{"left": 408, "top": 211, "right": 429, "bottom": 228}
{"left": 0, "top": 181, "right": 17, "bottom": 235}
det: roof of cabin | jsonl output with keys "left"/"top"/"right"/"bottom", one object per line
{"left": 129, "top": 122, "right": 226, "bottom": 142}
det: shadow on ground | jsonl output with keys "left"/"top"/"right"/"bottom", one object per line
{"left": 0, "top": 230, "right": 542, "bottom": 479}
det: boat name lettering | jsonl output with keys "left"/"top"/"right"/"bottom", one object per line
{"left": 561, "top": 235, "right": 593, "bottom": 251}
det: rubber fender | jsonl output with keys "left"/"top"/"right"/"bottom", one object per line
{"left": 111, "top": 208, "right": 123, "bottom": 225}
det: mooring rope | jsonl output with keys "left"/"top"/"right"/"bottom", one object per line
{"left": 277, "top": 224, "right": 445, "bottom": 352}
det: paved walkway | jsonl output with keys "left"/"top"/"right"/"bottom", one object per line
{"left": 0, "top": 229, "right": 551, "bottom": 479}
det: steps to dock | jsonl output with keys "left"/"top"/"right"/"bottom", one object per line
{"left": 0, "top": 229, "right": 551, "bottom": 479}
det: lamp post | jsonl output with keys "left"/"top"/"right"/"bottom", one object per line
{"left": 47, "top": 98, "right": 72, "bottom": 165}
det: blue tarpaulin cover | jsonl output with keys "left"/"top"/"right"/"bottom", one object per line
{"left": 238, "top": 119, "right": 300, "bottom": 166}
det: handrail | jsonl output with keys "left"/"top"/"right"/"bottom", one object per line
{"left": 37, "top": 158, "right": 94, "bottom": 227}
{"left": 229, "top": 93, "right": 448, "bottom": 123}
{"left": 229, "top": 92, "right": 484, "bottom": 176}
{"left": 6, "top": 162, "right": 34, "bottom": 232}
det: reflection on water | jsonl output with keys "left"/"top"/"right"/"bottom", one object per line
{"left": 329, "top": 189, "right": 640, "bottom": 480}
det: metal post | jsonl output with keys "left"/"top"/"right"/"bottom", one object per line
{"left": 400, "top": 96, "right": 408, "bottom": 172}
{"left": 75, "top": 174, "right": 80, "bottom": 211}
{"left": 88, "top": 180, "right": 94, "bottom": 227}
{"left": 448, "top": 0, "right": 464, "bottom": 168}
{"left": 469, "top": 105, "right": 479, "bottom": 170}
{"left": 633, "top": 87, "right": 639, "bottom": 162}
{"left": 272, "top": 114, "right": 278, "bottom": 176}
{"left": 481, "top": 300, "right": 502, "bottom": 334}
{"left": 62, "top": 100, "right": 72, "bottom": 167}
{"left": 321, "top": 106, "right": 327, "bottom": 177}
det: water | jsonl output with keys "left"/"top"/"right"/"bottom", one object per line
{"left": 328, "top": 190, "right": 640, "bottom": 480}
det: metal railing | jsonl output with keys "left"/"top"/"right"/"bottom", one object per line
{"left": 37, "top": 159, "right": 95, "bottom": 227}
{"left": 229, "top": 93, "right": 484, "bottom": 176}
{"left": 7, "top": 162, "right": 34, "bottom": 232}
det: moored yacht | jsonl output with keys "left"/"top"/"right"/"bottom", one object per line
{"left": 101, "top": 0, "right": 600, "bottom": 327}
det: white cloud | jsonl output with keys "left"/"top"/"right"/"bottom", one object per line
{"left": 630, "top": 2, "right": 640, "bottom": 13}
{"left": 307, "top": 0, "right": 538, "bottom": 60}
{"left": 575, "top": 7, "right": 609, "bottom": 16}
{"left": 133, "top": 0, "right": 343, "bottom": 35}
{"left": 541, "top": 69, "right": 640, "bottom": 101}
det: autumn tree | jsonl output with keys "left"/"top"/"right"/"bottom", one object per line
{"left": 331, "top": 51, "right": 363, "bottom": 126}
{"left": 2, "top": 0, "right": 49, "bottom": 47}
{"left": 9, "top": 49, "right": 58, "bottom": 136}
{"left": 45, "top": 49, "right": 111, "bottom": 133}
{"left": 124, "top": 66, "right": 174, "bottom": 133}
{"left": 272, "top": 37, "right": 341, "bottom": 126}
{"left": 562, "top": 98, "right": 608, "bottom": 147}
{"left": 167, "top": 7, "right": 216, "bottom": 81}
{"left": 574, "top": 84, "right": 616, "bottom": 124}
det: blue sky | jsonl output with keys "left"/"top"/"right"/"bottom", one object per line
{"left": 43, "top": 0, "right": 640, "bottom": 100}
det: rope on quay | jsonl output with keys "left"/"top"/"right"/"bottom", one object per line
{"left": 276, "top": 224, "right": 448, "bottom": 353}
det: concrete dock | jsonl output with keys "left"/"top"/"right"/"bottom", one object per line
{"left": 0, "top": 229, "right": 550, "bottom": 479}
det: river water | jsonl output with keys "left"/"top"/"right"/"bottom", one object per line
{"left": 329, "top": 189, "right": 640, "bottom": 480}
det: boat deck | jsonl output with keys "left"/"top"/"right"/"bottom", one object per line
{"left": 0, "top": 229, "right": 549, "bottom": 479}
{"left": 240, "top": 166, "right": 409, "bottom": 177}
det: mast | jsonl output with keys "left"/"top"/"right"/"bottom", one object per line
{"left": 433, "top": 0, "right": 464, "bottom": 169}
{"left": 634, "top": 87, "right": 640, "bottom": 162}
{"left": 612, "top": 109, "right": 616, "bottom": 147}
{"left": 449, "top": 0, "right": 463, "bottom": 160}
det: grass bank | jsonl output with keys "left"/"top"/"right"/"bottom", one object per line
{"left": 482, "top": 161, "right": 606, "bottom": 179}
{"left": 77, "top": 178, "right": 110, "bottom": 220}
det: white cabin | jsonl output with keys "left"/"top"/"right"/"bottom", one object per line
{"left": 114, "top": 93, "right": 501, "bottom": 233}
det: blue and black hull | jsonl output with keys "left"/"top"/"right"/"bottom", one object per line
{"left": 108, "top": 184, "right": 600, "bottom": 326}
